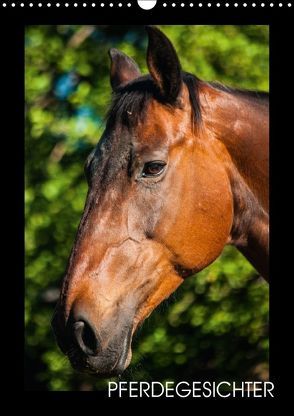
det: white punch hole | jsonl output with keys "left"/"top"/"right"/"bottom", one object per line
{"left": 137, "top": 0, "right": 157, "bottom": 10}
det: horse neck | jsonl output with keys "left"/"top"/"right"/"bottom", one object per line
{"left": 200, "top": 83, "right": 269, "bottom": 279}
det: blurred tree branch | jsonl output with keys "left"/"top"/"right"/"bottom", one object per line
{"left": 67, "top": 26, "right": 96, "bottom": 48}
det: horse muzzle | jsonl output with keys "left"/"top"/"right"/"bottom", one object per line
{"left": 52, "top": 309, "right": 133, "bottom": 376}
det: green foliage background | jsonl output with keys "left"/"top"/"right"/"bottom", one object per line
{"left": 25, "top": 25, "right": 269, "bottom": 391}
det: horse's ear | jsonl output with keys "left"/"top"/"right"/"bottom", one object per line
{"left": 146, "top": 26, "right": 182, "bottom": 102}
{"left": 108, "top": 48, "right": 141, "bottom": 90}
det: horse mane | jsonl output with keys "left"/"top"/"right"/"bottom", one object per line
{"left": 106, "top": 72, "right": 268, "bottom": 129}
{"left": 208, "top": 81, "right": 269, "bottom": 105}
{"left": 106, "top": 72, "right": 202, "bottom": 128}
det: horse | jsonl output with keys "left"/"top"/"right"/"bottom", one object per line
{"left": 52, "top": 26, "right": 269, "bottom": 377}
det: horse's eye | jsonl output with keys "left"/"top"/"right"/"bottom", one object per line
{"left": 141, "top": 161, "right": 166, "bottom": 177}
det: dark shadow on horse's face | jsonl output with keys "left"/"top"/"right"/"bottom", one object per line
{"left": 52, "top": 27, "right": 234, "bottom": 376}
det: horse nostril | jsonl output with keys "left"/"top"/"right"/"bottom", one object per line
{"left": 73, "top": 320, "right": 99, "bottom": 356}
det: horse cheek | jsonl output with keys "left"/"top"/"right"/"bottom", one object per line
{"left": 154, "top": 159, "right": 233, "bottom": 271}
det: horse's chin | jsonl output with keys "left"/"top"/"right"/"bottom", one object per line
{"left": 68, "top": 346, "right": 133, "bottom": 378}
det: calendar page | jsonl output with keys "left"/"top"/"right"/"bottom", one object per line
{"left": 1, "top": 0, "right": 288, "bottom": 405}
